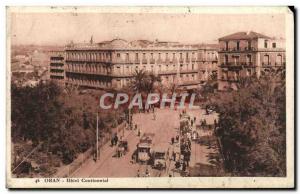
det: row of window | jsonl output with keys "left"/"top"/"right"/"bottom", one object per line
{"left": 66, "top": 52, "right": 112, "bottom": 61}
{"left": 114, "top": 63, "right": 196, "bottom": 73}
{"left": 65, "top": 51, "right": 217, "bottom": 62}
{"left": 222, "top": 54, "right": 283, "bottom": 65}
{"left": 223, "top": 40, "right": 277, "bottom": 51}
{"left": 65, "top": 63, "right": 112, "bottom": 74}
{"left": 116, "top": 52, "right": 199, "bottom": 60}
{"left": 115, "top": 73, "right": 198, "bottom": 88}
{"left": 66, "top": 75, "right": 112, "bottom": 87}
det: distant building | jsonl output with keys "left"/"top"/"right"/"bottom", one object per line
{"left": 31, "top": 50, "right": 50, "bottom": 68}
{"left": 218, "top": 31, "right": 286, "bottom": 90}
{"left": 49, "top": 50, "right": 65, "bottom": 83}
{"left": 55, "top": 39, "right": 218, "bottom": 90}
{"left": 22, "top": 80, "right": 39, "bottom": 87}
{"left": 15, "top": 55, "right": 29, "bottom": 63}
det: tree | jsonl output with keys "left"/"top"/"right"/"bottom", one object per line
{"left": 130, "top": 69, "right": 161, "bottom": 110}
{"left": 130, "top": 69, "right": 161, "bottom": 94}
{"left": 214, "top": 73, "right": 286, "bottom": 176}
{"left": 11, "top": 81, "right": 64, "bottom": 145}
{"left": 11, "top": 81, "right": 100, "bottom": 166}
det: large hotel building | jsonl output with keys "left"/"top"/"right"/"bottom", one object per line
{"left": 49, "top": 39, "right": 218, "bottom": 90}
{"left": 49, "top": 31, "right": 285, "bottom": 91}
{"left": 218, "top": 31, "right": 286, "bottom": 90}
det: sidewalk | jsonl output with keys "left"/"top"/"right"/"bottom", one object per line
{"left": 71, "top": 129, "right": 135, "bottom": 177}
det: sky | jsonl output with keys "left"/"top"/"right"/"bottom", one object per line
{"left": 10, "top": 11, "right": 286, "bottom": 46}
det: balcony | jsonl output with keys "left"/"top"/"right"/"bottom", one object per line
{"left": 180, "top": 69, "right": 198, "bottom": 74}
{"left": 124, "top": 59, "right": 131, "bottom": 64}
{"left": 65, "top": 79, "right": 111, "bottom": 89}
{"left": 165, "top": 58, "right": 170, "bottom": 64}
{"left": 170, "top": 58, "right": 178, "bottom": 63}
{"left": 179, "top": 58, "right": 184, "bottom": 63}
{"left": 50, "top": 66, "right": 64, "bottom": 70}
{"left": 219, "top": 47, "right": 257, "bottom": 52}
{"left": 244, "top": 47, "right": 256, "bottom": 51}
{"left": 262, "top": 62, "right": 271, "bottom": 66}
{"left": 157, "top": 59, "right": 163, "bottom": 64}
{"left": 50, "top": 57, "right": 64, "bottom": 61}
{"left": 65, "top": 68, "right": 112, "bottom": 76}
{"left": 157, "top": 70, "right": 177, "bottom": 75}
{"left": 219, "top": 62, "right": 244, "bottom": 70}
{"left": 133, "top": 59, "right": 140, "bottom": 64}
{"left": 179, "top": 80, "right": 200, "bottom": 86}
{"left": 244, "top": 62, "right": 254, "bottom": 67}
{"left": 50, "top": 71, "right": 64, "bottom": 75}
{"left": 50, "top": 62, "right": 64, "bottom": 67}
{"left": 274, "top": 62, "right": 286, "bottom": 67}
{"left": 220, "top": 62, "right": 241, "bottom": 66}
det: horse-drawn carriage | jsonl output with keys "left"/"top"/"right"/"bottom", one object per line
{"left": 116, "top": 140, "right": 128, "bottom": 157}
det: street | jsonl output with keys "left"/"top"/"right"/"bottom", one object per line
{"left": 71, "top": 107, "right": 220, "bottom": 177}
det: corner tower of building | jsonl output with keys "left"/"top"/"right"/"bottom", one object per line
{"left": 218, "top": 31, "right": 286, "bottom": 91}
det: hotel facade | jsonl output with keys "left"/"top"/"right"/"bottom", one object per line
{"left": 218, "top": 31, "right": 286, "bottom": 91}
{"left": 49, "top": 39, "right": 218, "bottom": 90}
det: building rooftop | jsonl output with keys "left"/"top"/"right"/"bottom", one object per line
{"left": 219, "top": 31, "right": 271, "bottom": 41}
{"left": 65, "top": 38, "right": 218, "bottom": 51}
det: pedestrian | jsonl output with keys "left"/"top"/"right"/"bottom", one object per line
{"left": 186, "top": 151, "right": 191, "bottom": 167}
{"left": 182, "top": 162, "right": 186, "bottom": 172}
{"left": 188, "top": 140, "right": 191, "bottom": 150}
{"left": 137, "top": 169, "right": 140, "bottom": 177}
{"left": 171, "top": 137, "right": 174, "bottom": 145}
{"left": 194, "top": 116, "right": 196, "bottom": 122}
{"left": 115, "top": 135, "right": 119, "bottom": 145}
{"left": 138, "top": 129, "right": 141, "bottom": 137}
{"left": 172, "top": 151, "right": 176, "bottom": 161}
{"left": 111, "top": 138, "right": 114, "bottom": 147}
{"left": 93, "top": 151, "right": 97, "bottom": 162}
{"left": 176, "top": 135, "right": 179, "bottom": 142}
{"left": 175, "top": 161, "right": 181, "bottom": 169}
{"left": 145, "top": 168, "right": 150, "bottom": 177}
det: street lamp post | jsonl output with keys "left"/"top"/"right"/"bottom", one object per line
{"left": 96, "top": 112, "right": 99, "bottom": 160}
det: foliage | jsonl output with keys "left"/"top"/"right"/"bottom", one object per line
{"left": 11, "top": 82, "right": 124, "bottom": 166}
{"left": 130, "top": 69, "right": 161, "bottom": 94}
{"left": 213, "top": 74, "right": 286, "bottom": 176}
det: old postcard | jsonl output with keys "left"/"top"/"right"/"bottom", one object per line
{"left": 6, "top": 6, "right": 294, "bottom": 188}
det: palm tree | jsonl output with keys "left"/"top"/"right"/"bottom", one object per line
{"left": 130, "top": 69, "right": 161, "bottom": 94}
{"left": 130, "top": 69, "right": 147, "bottom": 93}
{"left": 130, "top": 69, "right": 161, "bottom": 111}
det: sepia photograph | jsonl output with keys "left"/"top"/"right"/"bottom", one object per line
{"left": 6, "top": 6, "right": 294, "bottom": 188}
